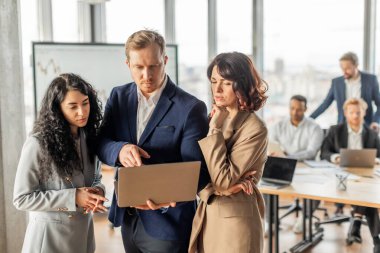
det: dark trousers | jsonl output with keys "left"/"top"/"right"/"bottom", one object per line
{"left": 353, "top": 205, "right": 380, "bottom": 237}
{"left": 121, "top": 209, "right": 188, "bottom": 253}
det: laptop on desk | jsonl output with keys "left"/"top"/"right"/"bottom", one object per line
{"left": 339, "top": 148, "right": 377, "bottom": 168}
{"left": 260, "top": 156, "right": 297, "bottom": 188}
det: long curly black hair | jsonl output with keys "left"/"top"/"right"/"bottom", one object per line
{"left": 32, "top": 73, "right": 103, "bottom": 180}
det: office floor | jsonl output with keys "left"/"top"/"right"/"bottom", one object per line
{"left": 94, "top": 169, "right": 373, "bottom": 253}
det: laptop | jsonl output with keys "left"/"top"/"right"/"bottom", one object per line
{"left": 260, "top": 156, "right": 297, "bottom": 188}
{"left": 115, "top": 161, "right": 201, "bottom": 207}
{"left": 339, "top": 148, "right": 377, "bottom": 168}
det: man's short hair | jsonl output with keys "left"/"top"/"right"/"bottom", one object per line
{"left": 339, "top": 52, "right": 359, "bottom": 66}
{"left": 125, "top": 29, "right": 166, "bottom": 60}
{"left": 343, "top": 98, "right": 368, "bottom": 111}
{"left": 290, "top": 95, "right": 307, "bottom": 108}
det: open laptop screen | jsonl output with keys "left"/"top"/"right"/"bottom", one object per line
{"left": 262, "top": 156, "right": 297, "bottom": 184}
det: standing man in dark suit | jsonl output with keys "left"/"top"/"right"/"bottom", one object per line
{"left": 97, "top": 29, "right": 210, "bottom": 253}
{"left": 321, "top": 98, "right": 380, "bottom": 253}
{"left": 310, "top": 52, "right": 380, "bottom": 131}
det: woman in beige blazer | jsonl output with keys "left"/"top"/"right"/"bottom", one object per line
{"left": 189, "top": 52, "right": 268, "bottom": 253}
{"left": 13, "top": 73, "right": 108, "bottom": 253}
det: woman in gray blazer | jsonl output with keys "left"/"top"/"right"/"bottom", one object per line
{"left": 13, "top": 73, "right": 107, "bottom": 253}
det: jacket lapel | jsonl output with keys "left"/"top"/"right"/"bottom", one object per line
{"left": 360, "top": 72, "right": 368, "bottom": 100}
{"left": 362, "top": 125, "right": 369, "bottom": 148}
{"left": 127, "top": 85, "right": 138, "bottom": 144}
{"left": 339, "top": 77, "right": 346, "bottom": 103}
{"left": 340, "top": 124, "right": 348, "bottom": 148}
{"left": 137, "top": 80, "right": 175, "bottom": 146}
{"left": 79, "top": 129, "right": 93, "bottom": 186}
{"left": 225, "top": 111, "right": 250, "bottom": 148}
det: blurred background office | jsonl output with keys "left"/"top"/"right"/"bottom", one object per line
{"left": 1, "top": 0, "right": 380, "bottom": 252}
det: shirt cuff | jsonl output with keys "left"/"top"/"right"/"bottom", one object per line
{"left": 330, "top": 154, "right": 340, "bottom": 164}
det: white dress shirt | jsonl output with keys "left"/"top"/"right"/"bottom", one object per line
{"left": 330, "top": 124, "right": 363, "bottom": 162}
{"left": 270, "top": 117, "right": 324, "bottom": 161}
{"left": 136, "top": 75, "right": 168, "bottom": 142}
{"left": 345, "top": 75, "right": 361, "bottom": 99}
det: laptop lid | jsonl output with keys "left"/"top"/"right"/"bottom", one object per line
{"left": 262, "top": 156, "right": 297, "bottom": 185}
{"left": 116, "top": 161, "right": 200, "bottom": 207}
{"left": 339, "top": 148, "right": 377, "bottom": 168}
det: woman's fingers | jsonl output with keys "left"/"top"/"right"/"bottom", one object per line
{"left": 89, "top": 192, "right": 108, "bottom": 202}
{"left": 241, "top": 180, "right": 253, "bottom": 195}
{"left": 242, "top": 179, "right": 253, "bottom": 195}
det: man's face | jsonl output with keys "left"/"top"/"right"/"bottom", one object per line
{"left": 340, "top": 60, "right": 358, "bottom": 80}
{"left": 127, "top": 43, "right": 168, "bottom": 97}
{"left": 289, "top": 99, "right": 306, "bottom": 123}
{"left": 344, "top": 104, "right": 365, "bottom": 127}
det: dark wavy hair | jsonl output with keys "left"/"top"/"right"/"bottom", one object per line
{"left": 207, "top": 52, "right": 268, "bottom": 111}
{"left": 32, "top": 73, "right": 102, "bottom": 180}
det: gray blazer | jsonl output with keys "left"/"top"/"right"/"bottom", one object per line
{"left": 13, "top": 130, "right": 105, "bottom": 253}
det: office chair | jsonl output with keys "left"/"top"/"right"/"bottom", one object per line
{"left": 279, "top": 199, "right": 329, "bottom": 221}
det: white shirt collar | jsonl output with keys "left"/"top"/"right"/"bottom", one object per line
{"left": 347, "top": 123, "right": 363, "bottom": 135}
{"left": 137, "top": 75, "right": 168, "bottom": 105}
{"left": 289, "top": 117, "right": 305, "bottom": 128}
{"left": 345, "top": 74, "right": 361, "bottom": 85}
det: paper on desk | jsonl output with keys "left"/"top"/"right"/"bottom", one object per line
{"left": 293, "top": 174, "right": 328, "bottom": 184}
{"left": 304, "top": 160, "right": 337, "bottom": 168}
{"left": 295, "top": 168, "right": 361, "bottom": 181}
{"left": 295, "top": 168, "right": 336, "bottom": 175}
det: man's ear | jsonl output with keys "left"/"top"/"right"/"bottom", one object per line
{"left": 164, "top": 55, "right": 168, "bottom": 65}
{"left": 126, "top": 59, "right": 130, "bottom": 67}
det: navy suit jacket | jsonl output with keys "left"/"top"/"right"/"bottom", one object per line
{"left": 97, "top": 77, "right": 210, "bottom": 242}
{"left": 310, "top": 72, "right": 380, "bottom": 125}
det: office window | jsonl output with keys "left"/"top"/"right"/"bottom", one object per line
{"left": 217, "top": 0, "right": 252, "bottom": 55}
{"left": 20, "top": 0, "right": 39, "bottom": 134}
{"left": 175, "top": 0, "right": 209, "bottom": 105}
{"left": 106, "top": 0, "right": 164, "bottom": 43}
{"left": 263, "top": 0, "right": 364, "bottom": 129}
{"left": 52, "top": 0, "right": 79, "bottom": 42}
{"left": 376, "top": 2, "right": 380, "bottom": 77}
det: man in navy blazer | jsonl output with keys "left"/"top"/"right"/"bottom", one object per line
{"left": 97, "top": 30, "right": 209, "bottom": 252}
{"left": 310, "top": 52, "right": 380, "bottom": 131}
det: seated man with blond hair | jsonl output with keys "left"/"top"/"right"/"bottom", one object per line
{"left": 321, "top": 98, "right": 380, "bottom": 253}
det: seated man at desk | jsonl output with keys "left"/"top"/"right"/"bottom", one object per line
{"left": 269, "top": 95, "right": 324, "bottom": 233}
{"left": 321, "top": 98, "right": 380, "bottom": 252}
{"left": 270, "top": 95, "right": 324, "bottom": 160}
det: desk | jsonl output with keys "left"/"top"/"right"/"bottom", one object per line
{"left": 259, "top": 163, "right": 380, "bottom": 253}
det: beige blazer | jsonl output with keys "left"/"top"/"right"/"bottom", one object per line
{"left": 13, "top": 130, "right": 105, "bottom": 253}
{"left": 189, "top": 111, "right": 267, "bottom": 253}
